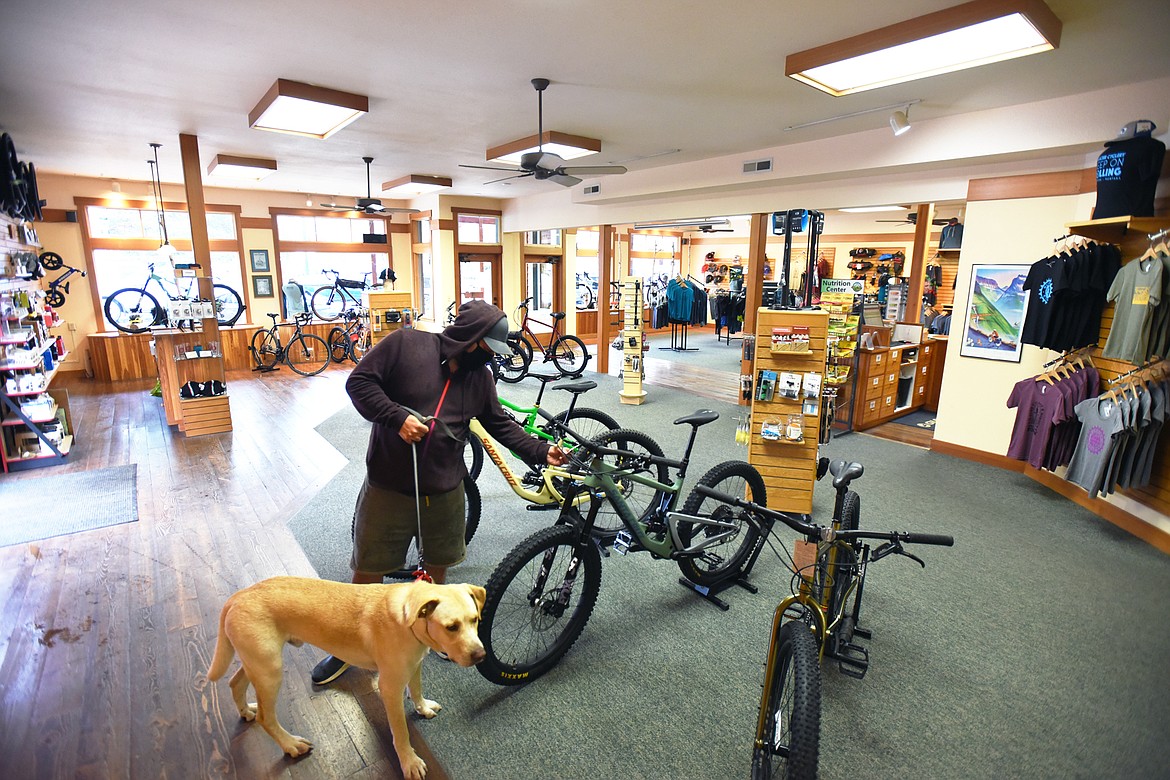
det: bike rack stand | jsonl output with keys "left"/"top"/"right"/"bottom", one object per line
{"left": 677, "top": 513, "right": 774, "bottom": 611}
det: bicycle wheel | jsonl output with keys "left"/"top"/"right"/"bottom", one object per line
{"left": 464, "top": 435, "right": 484, "bottom": 481}
{"left": 609, "top": 282, "right": 621, "bottom": 310}
{"left": 550, "top": 334, "right": 590, "bottom": 377}
{"left": 212, "top": 283, "right": 244, "bottom": 327}
{"left": 580, "top": 427, "right": 668, "bottom": 544}
{"left": 311, "top": 286, "right": 343, "bottom": 320}
{"left": 496, "top": 338, "right": 532, "bottom": 383}
{"left": 327, "top": 327, "right": 348, "bottom": 363}
{"left": 546, "top": 407, "right": 619, "bottom": 448}
{"left": 349, "top": 328, "right": 371, "bottom": 363}
{"left": 285, "top": 333, "right": 330, "bottom": 376}
{"left": 250, "top": 328, "right": 279, "bottom": 369}
{"left": 45, "top": 289, "right": 65, "bottom": 308}
{"left": 677, "top": 460, "right": 766, "bottom": 586}
{"left": 752, "top": 621, "right": 821, "bottom": 780}
{"left": 825, "top": 491, "right": 861, "bottom": 648}
{"left": 104, "top": 288, "right": 163, "bottom": 333}
{"left": 477, "top": 524, "right": 602, "bottom": 685}
{"left": 575, "top": 283, "right": 594, "bottom": 310}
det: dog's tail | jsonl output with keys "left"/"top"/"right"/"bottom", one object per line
{"left": 206, "top": 602, "right": 235, "bottom": 681}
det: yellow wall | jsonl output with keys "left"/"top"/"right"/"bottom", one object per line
{"left": 36, "top": 221, "right": 91, "bottom": 374}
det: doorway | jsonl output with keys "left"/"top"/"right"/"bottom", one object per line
{"left": 457, "top": 253, "right": 502, "bottom": 309}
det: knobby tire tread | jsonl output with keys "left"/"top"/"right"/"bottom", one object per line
{"left": 677, "top": 460, "right": 766, "bottom": 586}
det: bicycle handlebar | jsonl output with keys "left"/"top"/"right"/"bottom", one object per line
{"left": 693, "top": 484, "right": 954, "bottom": 547}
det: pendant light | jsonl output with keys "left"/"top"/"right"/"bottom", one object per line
{"left": 148, "top": 143, "right": 179, "bottom": 263}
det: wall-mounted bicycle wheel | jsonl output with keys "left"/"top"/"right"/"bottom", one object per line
{"left": 250, "top": 328, "right": 280, "bottom": 369}
{"left": 45, "top": 289, "right": 66, "bottom": 308}
{"left": 311, "top": 287, "right": 345, "bottom": 320}
{"left": 752, "top": 621, "right": 821, "bottom": 780}
{"left": 550, "top": 335, "right": 589, "bottom": 377}
{"left": 212, "top": 284, "right": 244, "bottom": 327}
{"left": 575, "top": 283, "right": 594, "bottom": 310}
{"left": 285, "top": 333, "right": 330, "bottom": 376}
{"left": 104, "top": 288, "right": 163, "bottom": 333}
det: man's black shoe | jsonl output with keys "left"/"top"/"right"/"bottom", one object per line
{"left": 311, "top": 655, "right": 351, "bottom": 685}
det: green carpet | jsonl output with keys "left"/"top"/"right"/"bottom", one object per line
{"left": 0, "top": 464, "right": 138, "bottom": 546}
{"left": 289, "top": 372, "right": 1170, "bottom": 780}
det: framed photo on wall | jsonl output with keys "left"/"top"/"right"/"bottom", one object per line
{"left": 253, "top": 274, "right": 274, "bottom": 298}
{"left": 960, "top": 264, "right": 1030, "bottom": 363}
{"left": 249, "top": 249, "right": 270, "bottom": 273}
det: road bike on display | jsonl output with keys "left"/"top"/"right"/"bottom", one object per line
{"left": 692, "top": 459, "right": 953, "bottom": 780}
{"left": 496, "top": 296, "right": 590, "bottom": 383}
{"left": 249, "top": 312, "right": 331, "bottom": 377}
{"left": 311, "top": 268, "right": 371, "bottom": 321}
{"left": 327, "top": 307, "right": 371, "bottom": 363}
{"left": 102, "top": 262, "right": 244, "bottom": 334}
{"left": 475, "top": 408, "right": 768, "bottom": 686}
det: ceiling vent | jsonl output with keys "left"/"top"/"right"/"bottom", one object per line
{"left": 742, "top": 157, "right": 773, "bottom": 174}
{"left": 582, "top": 183, "right": 601, "bottom": 196}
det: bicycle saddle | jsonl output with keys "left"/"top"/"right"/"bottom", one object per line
{"left": 553, "top": 380, "right": 597, "bottom": 395}
{"left": 828, "top": 460, "right": 864, "bottom": 489}
{"left": 266, "top": 312, "right": 279, "bottom": 321}
{"left": 674, "top": 410, "right": 719, "bottom": 427}
{"left": 551, "top": 312, "right": 566, "bottom": 321}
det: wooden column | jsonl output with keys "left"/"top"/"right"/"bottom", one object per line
{"left": 738, "top": 213, "right": 770, "bottom": 405}
{"left": 596, "top": 224, "right": 615, "bottom": 375}
{"left": 905, "top": 202, "right": 933, "bottom": 324}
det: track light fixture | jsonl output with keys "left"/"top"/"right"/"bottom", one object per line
{"left": 890, "top": 106, "right": 913, "bottom": 136}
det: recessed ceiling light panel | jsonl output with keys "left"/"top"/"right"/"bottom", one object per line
{"left": 207, "top": 154, "right": 278, "bottom": 180}
{"left": 248, "top": 79, "right": 369, "bottom": 139}
{"left": 488, "top": 131, "right": 601, "bottom": 164}
{"left": 382, "top": 174, "right": 453, "bottom": 196}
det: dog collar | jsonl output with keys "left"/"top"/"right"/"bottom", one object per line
{"left": 410, "top": 616, "right": 440, "bottom": 655}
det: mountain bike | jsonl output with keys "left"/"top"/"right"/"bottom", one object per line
{"left": 496, "top": 296, "right": 590, "bottom": 383}
{"left": 327, "top": 307, "right": 371, "bottom": 363}
{"left": 691, "top": 460, "right": 954, "bottom": 780}
{"left": 103, "top": 262, "right": 244, "bottom": 333}
{"left": 37, "top": 252, "right": 85, "bottom": 308}
{"left": 311, "top": 269, "right": 371, "bottom": 321}
{"left": 249, "top": 312, "right": 331, "bottom": 376}
{"left": 475, "top": 408, "right": 767, "bottom": 685}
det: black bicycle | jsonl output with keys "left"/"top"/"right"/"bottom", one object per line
{"left": 327, "top": 308, "right": 371, "bottom": 363}
{"left": 250, "top": 312, "right": 331, "bottom": 376}
{"left": 311, "top": 269, "right": 370, "bottom": 321}
{"left": 103, "top": 262, "right": 244, "bottom": 333}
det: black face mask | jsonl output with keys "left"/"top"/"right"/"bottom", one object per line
{"left": 457, "top": 346, "right": 494, "bottom": 374}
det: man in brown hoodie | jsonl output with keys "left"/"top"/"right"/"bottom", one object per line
{"left": 312, "top": 300, "right": 567, "bottom": 684}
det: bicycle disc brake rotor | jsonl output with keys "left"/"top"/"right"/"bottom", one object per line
{"left": 529, "top": 591, "right": 568, "bottom": 630}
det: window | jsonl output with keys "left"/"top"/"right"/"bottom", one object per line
{"left": 86, "top": 206, "right": 236, "bottom": 241}
{"left": 456, "top": 213, "right": 500, "bottom": 244}
{"left": 417, "top": 251, "right": 436, "bottom": 322}
{"left": 526, "top": 260, "right": 555, "bottom": 316}
{"left": 629, "top": 233, "right": 680, "bottom": 283}
{"left": 414, "top": 217, "right": 431, "bottom": 243}
{"left": 575, "top": 230, "right": 600, "bottom": 308}
{"left": 92, "top": 249, "right": 243, "bottom": 319}
{"left": 275, "top": 214, "right": 385, "bottom": 243}
{"left": 525, "top": 229, "right": 561, "bottom": 247}
{"left": 279, "top": 251, "right": 384, "bottom": 302}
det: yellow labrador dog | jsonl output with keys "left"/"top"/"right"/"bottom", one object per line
{"left": 207, "top": 576, "right": 486, "bottom": 780}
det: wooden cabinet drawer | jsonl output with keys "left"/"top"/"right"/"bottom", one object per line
{"left": 882, "top": 394, "right": 895, "bottom": 410}
{"left": 865, "top": 381, "right": 883, "bottom": 402}
{"left": 919, "top": 363, "right": 930, "bottom": 379}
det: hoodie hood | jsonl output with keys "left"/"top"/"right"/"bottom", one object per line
{"left": 438, "top": 300, "right": 509, "bottom": 363}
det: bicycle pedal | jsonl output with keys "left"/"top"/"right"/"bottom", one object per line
{"left": 835, "top": 642, "right": 870, "bottom": 679}
{"left": 613, "top": 531, "right": 635, "bottom": 555}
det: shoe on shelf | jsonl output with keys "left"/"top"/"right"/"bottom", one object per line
{"left": 311, "top": 655, "right": 351, "bottom": 685}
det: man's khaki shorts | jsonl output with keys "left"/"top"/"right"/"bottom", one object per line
{"left": 350, "top": 477, "right": 466, "bottom": 574}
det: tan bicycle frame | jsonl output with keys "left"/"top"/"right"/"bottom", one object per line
{"left": 468, "top": 418, "right": 588, "bottom": 507}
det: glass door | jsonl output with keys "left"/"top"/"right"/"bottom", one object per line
{"left": 458, "top": 253, "right": 502, "bottom": 309}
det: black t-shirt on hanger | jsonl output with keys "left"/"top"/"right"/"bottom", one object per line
{"left": 1022, "top": 256, "right": 1065, "bottom": 347}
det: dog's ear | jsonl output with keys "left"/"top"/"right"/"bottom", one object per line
{"left": 415, "top": 599, "right": 440, "bottom": 621}
{"left": 467, "top": 584, "right": 486, "bottom": 614}
{"left": 402, "top": 584, "right": 441, "bottom": 623}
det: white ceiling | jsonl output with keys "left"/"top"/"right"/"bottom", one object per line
{"left": 1, "top": 0, "right": 1168, "bottom": 203}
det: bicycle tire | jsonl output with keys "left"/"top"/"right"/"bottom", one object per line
{"left": 285, "top": 333, "right": 330, "bottom": 376}
{"left": 677, "top": 460, "right": 766, "bottom": 586}
{"left": 212, "top": 283, "right": 244, "bottom": 327}
{"left": 38, "top": 251, "right": 64, "bottom": 270}
{"left": 550, "top": 334, "right": 590, "bottom": 377}
{"left": 327, "top": 327, "right": 348, "bottom": 363}
{"left": 580, "top": 427, "right": 667, "bottom": 544}
{"left": 104, "top": 288, "right": 163, "bottom": 333}
{"left": 609, "top": 281, "right": 621, "bottom": 310}
{"left": 752, "top": 621, "right": 821, "bottom": 780}
{"left": 45, "top": 289, "right": 65, "bottom": 308}
{"left": 250, "top": 328, "right": 280, "bottom": 369}
{"left": 547, "top": 407, "right": 619, "bottom": 446}
{"left": 464, "top": 435, "right": 484, "bottom": 481}
{"left": 477, "top": 524, "right": 602, "bottom": 686}
{"left": 496, "top": 338, "right": 532, "bottom": 383}
{"left": 575, "top": 283, "right": 594, "bottom": 311}
{"left": 349, "top": 328, "right": 371, "bottom": 363}
{"left": 311, "top": 286, "right": 343, "bottom": 321}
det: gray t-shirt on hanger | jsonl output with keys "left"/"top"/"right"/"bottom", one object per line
{"left": 1103, "top": 257, "right": 1162, "bottom": 363}
{"left": 1065, "top": 397, "right": 1126, "bottom": 498}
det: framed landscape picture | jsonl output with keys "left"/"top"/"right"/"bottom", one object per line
{"left": 250, "top": 249, "right": 270, "bottom": 273}
{"left": 252, "top": 274, "right": 274, "bottom": 298}
{"left": 960, "top": 264, "right": 1029, "bottom": 363}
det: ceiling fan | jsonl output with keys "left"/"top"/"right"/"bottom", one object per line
{"left": 320, "top": 157, "right": 419, "bottom": 215}
{"left": 460, "top": 78, "right": 628, "bottom": 188}
{"left": 876, "top": 212, "right": 950, "bottom": 226}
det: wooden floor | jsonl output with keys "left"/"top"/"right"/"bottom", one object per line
{"left": 0, "top": 351, "right": 747, "bottom": 779}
